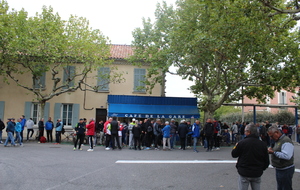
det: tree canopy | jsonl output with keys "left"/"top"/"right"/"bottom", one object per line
{"left": 131, "top": 0, "right": 300, "bottom": 119}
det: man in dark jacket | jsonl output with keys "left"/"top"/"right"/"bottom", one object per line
{"left": 170, "top": 119, "right": 177, "bottom": 149}
{"left": 132, "top": 122, "right": 142, "bottom": 150}
{"left": 110, "top": 117, "right": 121, "bottom": 150}
{"left": 4, "top": 118, "right": 16, "bottom": 147}
{"left": 177, "top": 120, "right": 188, "bottom": 150}
{"left": 232, "top": 124, "right": 269, "bottom": 190}
{"left": 203, "top": 119, "right": 214, "bottom": 152}
{"left": 153, "top": 119, "right": 163, "bottom": 150}
{"left": 74, "top": 119, "right": 86, "bottom": 151}
{"left": 0, "top": 118, "right": 5, "bottom": 144}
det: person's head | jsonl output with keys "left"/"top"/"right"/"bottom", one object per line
{"left": 165, "top": 121, "right": 169, "bottom": 125}
{"left": 244, "top": 124, "right": 258, "bottom": 137}
{"left": 108, "top": 117, "right": 112, "bottom": 122}
{"left": 180, "top": 119, "right": 185, "bottom": 124}
{"left": 99, "top": 120, "right": 103, "bottom": 124}
{"left": 171, "top": 119, "right": 175, "bottom": 123}
{"left": 224, "top": 129, "right": 228, "bottom": 133}
{"left": 195, "top": 120, "right": 200, "bottom": 125}
{"left": 268, "top": 125, "right": 283, "bottom": 141}
{"left": 206, "top": 119, "right": 211, "bottom": 123}
{"left": 48, "top": 117, "right": 52, "bottom": 121}
{"left": 30, "top": 118, "right": 33, "bottom": 120}
{"left": 22, "top": 115, "right": 25, "bottom": 119}
{"left": 79, "top": 118, "right": 83, "bottom": 123}
{"left": 156, "top": 119, "right": 161, "bottom": 124}
{"left": 57, "top": 119, "right": 61, "bottom": 122}
{"left": 17, "top": 118, "right": 21, "bottom": 122}
{"left": 187, "top": 120, "right": 191, "bottom": 124}
{"left": 132, "top": 118, "right": 136, "bottom": 123}
{"left": 90, "top": 118, "right": 95, "bottom": 122}
{"left": 11, "top": 118, "right": 15, "bottom": 122}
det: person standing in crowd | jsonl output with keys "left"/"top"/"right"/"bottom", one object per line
{"left": 170, "top": 119, "right": 177, "bottom": 149}
{"left": 296, "top": 124, "right": 300, "bottom": 145}
{"left": 4, "top": 118, "right": 16, "bottom": 147}
{"left": 213, "top": 118, "right": 220, "bottom": 150}
{"left": 265, "top": 121, "right": 272, "bottom": 146}
{"left": 128, "top": 118, "right": 136, "bottom": 149}
{"left": 45, "top": 117, "right": 54, "bottom": 143}
{"left": 232, "top": 124, "right": 269, "bottom": 190}
{"left": 268, "top": 126, "right": 294, "bottom": 190}
{"left": 192, "top": 120, "right": 201, "bottom": 153}
{"left": 140, "top": 119, "right": 147, "bottom": 148}
{"left": 55, "top": 119, "right": 63, "bottom": 145}
{"left": 0, "top": 118, "right": 5, "bottom": 144}
{"left": 19, "top": 115, "right": 26, "bottom": 143}
{"left": 231, "top": 122, "right": 238, "bottom": 144}
{"left": 110, "top": 117, "right": 121, "bottom": 150}
{"left": 74, "top": 118, "right": 85, "bottom": 151}
{"left": 93, "top": 120, "right": 101, "bottom": 147}
{"left": 144, "top": 119, "right": 153, "bottom": 150}
{"left": 104, "top": 117, "right": 112, "bottom": 150}
{"left": 86, "top": 118, "right": 95, "bottom": 152}
{"left": 15, "top": 118, "right": 23, "bottom": 146}
{"left": 25, "top": 118, "right": 34, "bottom": 141}
{"left": 186, "top": 120, "right": 192, "bottom": 148}
{"left": 153, "top": 119, "right": 163, "bottom": 150}
{"left": 38, "top": 118, "right": 44, "bottom": 143}
{"left": 178, "top": 120, "right": 188, "bottom": 150}
{"left": 98, "top": 120, "right": 104, "bottom": 145}
{"left": 162, "top": 121, "right": 171, "bottom": 151}
{"left": 259, "top": 123, "right": 268, "bottom": 145}
{"left": 132, "top": 120, "right": 141, "bottom": 150}
{"left": 203, "top": 118, "right": 214, "bottom": 152}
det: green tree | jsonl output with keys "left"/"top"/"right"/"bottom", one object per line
{"left": 0, "top": 2, "right": 124, "bottom": 120}
{"left": 131, "top": 0, "right": 299, "bottom": 120}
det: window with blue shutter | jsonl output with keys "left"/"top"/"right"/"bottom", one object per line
{"left": 134, "top": 68, "right": 146, "bottom": 92}
{"left": 0, "top": 101, "right": 5, "bottom": 120}
{"left": 34, "top": 72, "right": 46, "bottom": 89}
{"left": 97, "top": 67, "right": 110, "bottom": 92}
{"left": 63, "top": 66, "right": 75, "bottom": 89}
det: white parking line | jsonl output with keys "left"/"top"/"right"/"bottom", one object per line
{"left": 116, "top": 160, "right": 300, "bottom": 173}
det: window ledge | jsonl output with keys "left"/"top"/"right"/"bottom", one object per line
{"left": 97, "top": 90, "right": 110, "bottom": 93}
{"left": 132, "top": 91, "right": 146, "bottom": 94}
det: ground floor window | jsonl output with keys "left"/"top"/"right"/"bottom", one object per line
{"left": 31, "top": 103, "right": 41, "bottom": 125}
{"left": 62, "top": 104, "right": 73, "bottom": 126}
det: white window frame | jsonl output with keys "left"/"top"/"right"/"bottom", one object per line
{"left": 61, "top": 104, "right": 73, "bottom": 126}
{"left": 278, "top": 91, "right": 287, "bottom": 105}
{"left": 31, "top": 103, "right": 41, "bottom": 125}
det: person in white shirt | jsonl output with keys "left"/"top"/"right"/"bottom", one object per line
{"left": 25, "top": 118, "right": 35, "bottom": 141}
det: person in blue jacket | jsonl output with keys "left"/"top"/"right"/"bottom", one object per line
{"left": 45, "top": 117, "right": 54, "bottom": 142}
{"left": 162, "top": 121, "right": 171, "bottom": 151}
{"left": 192, "top": 120, "right": 201, "bottom": 153}
{"left": 4, "top": 118, "right": 16, "bottom": 147}
{"left": 15, "top": 118, "right": 23, "bottom": 146}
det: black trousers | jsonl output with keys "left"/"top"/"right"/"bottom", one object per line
{"left": 213, "top": 133, "right": 220, "bottom": 148}
{"left": 154, "top": 134, "right": 162, "bottom": 148}
{"left": 180, "top": 137, "right": 186, "bottom": 150}
{"left": 111, "top": 134, "right": 121, "bottom": 149}
{"left": 134, "top": 136, "right": 141, "bottom": 149}
{"left": 88, "top": 135, "right": 93, "bottom": 149}
{"left": 145, "top": 132, "right": 152, "bottom": 147}
{"left": 46, "top": 130, "right": 53, "bottom": 142}
{"left": 39, "top": 128, "right": 44, "bottom": 141}
{"left": 206, "top": 135, "right": 213, "bottom": 150}
{"left": 27, "top": 129, "right": 34, "bottom": 140}
{"left": 105, "top": 134, "right": 111, "bottom": 148}
{"left": 74, "top": 133, "right": 85, "bottom": 149}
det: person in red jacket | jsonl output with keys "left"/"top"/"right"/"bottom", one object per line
{"left": 86, "top": 118, "right": 95, "bottom": 152}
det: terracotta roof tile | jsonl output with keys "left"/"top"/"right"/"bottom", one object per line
{"left": 110, "top": 44, "right": 134, "bottom": 59}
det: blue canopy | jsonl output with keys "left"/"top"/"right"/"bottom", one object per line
{"left": 107, "top": 95, "right": 200, "bottom": 119}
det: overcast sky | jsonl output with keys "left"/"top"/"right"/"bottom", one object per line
{"left": 7, "top": 0, "right": 194, "bottom": 97}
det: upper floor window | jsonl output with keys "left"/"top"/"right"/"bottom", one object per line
{"left": 97, "top": 67, "right": 110, "bottom": 92}
{"left": 134, "top": 68, "right": 146, "bottom": 93}
{"left": 33, "top": 72, "right": 46, "bottom": 89}
{"left": 278, "top": 91, "right": 287, "bottom": 105}
{"left": 63, "top": 66, "right": 75, "bottom": 89}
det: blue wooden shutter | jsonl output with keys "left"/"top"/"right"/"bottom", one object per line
{"left": 72, "top": 104, "right": 80, "bottom": 127}
{"left": 0, "top": 101, "right": 5, "bottom": 120}
{"left": 24, "top": 102, "right": 32, "bottom": 119}
{"left": 54, "top": 103, "right": 61, "bottom": 122}
{"left": 63, "top": 66, "right": 75, "bottom": 89}
{"left": 44, "top": 102, "right": 50, "bottom": 120}
{"left": 97, "top": 67, "right": 110, "bottom": 91}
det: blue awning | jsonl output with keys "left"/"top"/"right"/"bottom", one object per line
{"left": 107, "top": 95, "right": 200, "bottom": 119}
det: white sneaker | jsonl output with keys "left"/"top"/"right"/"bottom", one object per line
{"left": 0, "top": 141, "right": 3, "bottom": 144}
{"left": 105, "top": 147, "right": 110, "bottom": 150}
{"left": 87, "top": 149, "right": 93, "bottom": 152}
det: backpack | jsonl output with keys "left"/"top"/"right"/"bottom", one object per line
{"left": 61, "top": 126, "right": 65, "bottom": 134}
{"left": 40, "top": 136, "right": 46, "bottom": 143}
{"left": 147, "top": 125, "right": 153, "bottom": 132}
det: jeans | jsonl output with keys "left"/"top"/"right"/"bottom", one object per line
{"left": 170, "top": 133, "right": 176, "bottom": 148}
{"left": 276, "top": 166, "right": 294, "bottom": 190}
{"left": 27, "top": 129, "right": 34, "bottom": 140}
{"left": 99, "top": 131, "right": 104, "bottom": 145}
{"left": 93, "top": 132, "right": 98, "bottom": 146}
{"left": 15, "top": 132, "right": 22, "bottom": 145}
{"left": 4, "top": 132, "right": 15, "bottom": 146}
{"left": 55, "top": 131, "right": 61, "bottom": 143}
{"left": 163, "top": 137, "right": 170, "bottom": 150}
{"left": 128, "top": 132, "right": 134, "bottom": 147}
{"left": 238, "top": 175, "right": 261, "bottom": 190}
{"left": 193, "top": 137, "right": 198, "bottom": 151}
{"left": 88, "top": 135, "right": 93, "bottom": 149}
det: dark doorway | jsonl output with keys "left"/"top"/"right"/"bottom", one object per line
{"left": 96, "top": 108, "right": 107, "bottom": 125}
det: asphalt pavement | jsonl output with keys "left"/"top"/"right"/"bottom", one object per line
{"left": 0, "top": 142, "right": 299, "bottom": 190}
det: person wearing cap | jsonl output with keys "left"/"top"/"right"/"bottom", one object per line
{"left": 74, "top": 119, "right": 86, "bottom": 150}
{"left": 162, "top": 121, "right": 171, "bottom": 151}
{"left": 4, "top": 118, "right": 16, "bottom": 147}
{"left": 15, "top": 118, "right": 23, "bottom": 146}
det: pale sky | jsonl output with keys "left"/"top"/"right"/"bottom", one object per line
{"left": 7, "top": 0, "right": 194, "bottom": 97}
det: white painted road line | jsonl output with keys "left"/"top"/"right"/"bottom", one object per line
{"left": 116, "top": 160, "right": 300, "bottom": 173}
{"left": 116, "top": 160, "right": 237, "bottom": 164}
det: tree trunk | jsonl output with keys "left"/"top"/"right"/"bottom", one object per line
{"left": 39, "top": 100, "right": 46, "bottom": 121}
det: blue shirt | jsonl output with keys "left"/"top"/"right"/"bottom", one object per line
{"left": 162, "top": 125, "right": 171, "bottom": 138}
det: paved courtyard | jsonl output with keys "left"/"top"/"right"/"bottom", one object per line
{"left": 1, "top": 142, "right": 299, "bottom": 190}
